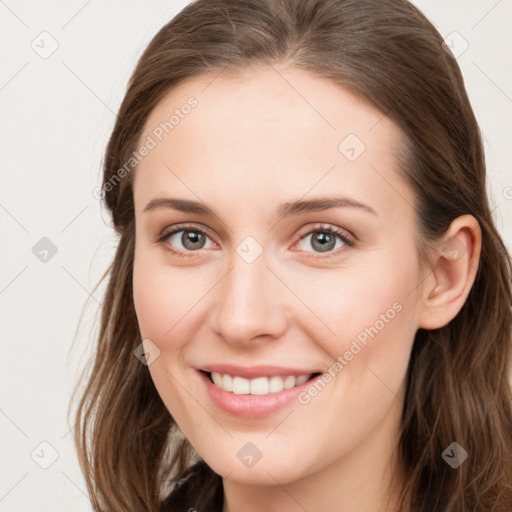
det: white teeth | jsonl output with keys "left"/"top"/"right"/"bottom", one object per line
{"left": 283, "top": 376, "right": 296, "bottom": 389}
{"left": 269, "top": 376, "right": 284, "bottom": 393}
{"left": 295, "top": 375, "right": 309, "bottom": 385}
{"left": 222, "top": 373, "right": 233, "bottom": 392}
{"left": 232, "top": 376, "right": 250, "bottom": 394}
{"left": 209, "top": 372, "right": 312, "bottom": 395}
{"left": 250, "top": 377, "right": 269, "bottom": 395}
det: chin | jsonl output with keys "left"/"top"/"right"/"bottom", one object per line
{"left": 201, "top": 448, "right": 312, "bottom": 487}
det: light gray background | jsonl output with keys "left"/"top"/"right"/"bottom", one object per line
{"left": 1, "top": 1, "right": 511, "bottom": 510}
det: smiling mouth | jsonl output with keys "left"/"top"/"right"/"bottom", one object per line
{"left": 201, "top": 370, "right": 321, "bottom": 395}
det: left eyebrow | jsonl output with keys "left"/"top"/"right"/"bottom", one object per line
{"left": 142, "top": 195, "right": 378, "bottom": 220}
{"left": 276, "top": 196, "right": 377, "bottom": 219}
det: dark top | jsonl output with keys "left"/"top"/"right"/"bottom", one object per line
{"left": 159, "top": 460, "right": 224, "bottom": 512}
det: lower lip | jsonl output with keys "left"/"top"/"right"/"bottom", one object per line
{"left": 198, "top": 370, "right": 320, "bottom": 419}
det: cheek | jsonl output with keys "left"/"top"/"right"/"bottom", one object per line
{"left": 132, "top": 265, "right": 173, "bottom": 343}
{"left": 132, "top": 252, "right": 205, "bottom": 427}
{"left": 284, "top": 253, "right": 419, "bottom": 465}
{"left": 132, "top": 250, "right": 207, "bottom": 345}
{"left": 295, "top": 248, "right": 420, "bottom": 385}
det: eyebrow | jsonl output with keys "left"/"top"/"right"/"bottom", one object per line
{"left": 143, "top": 196, "right": 377, "bottom": 220}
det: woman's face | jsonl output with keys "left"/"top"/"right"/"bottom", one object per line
{"left": 132, "top": 66, "right": 425, "bottom": 486}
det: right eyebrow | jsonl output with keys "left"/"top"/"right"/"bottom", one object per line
{"left": 143, "top": 197, "right": 219, "bottom": 218}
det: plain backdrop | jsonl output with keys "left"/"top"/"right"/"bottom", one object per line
{"left": 1, "top": 1, "right": 511, "bottom": 510}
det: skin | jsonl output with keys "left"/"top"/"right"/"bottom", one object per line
{"left": 131, "top": 65, "right": 481, "bottom": 512}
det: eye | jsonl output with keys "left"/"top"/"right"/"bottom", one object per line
{"left": 157, "top": 223, "right": 215, "bottom": 257}
{"left": 293, "top": 224, "right": 355, "bottom": 258}
{"left": 157, "top": 222, "right": 355, "bottom": 259}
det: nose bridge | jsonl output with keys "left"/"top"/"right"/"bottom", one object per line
{"left": 211, "top": 244, "right": 286, "bottom": 344}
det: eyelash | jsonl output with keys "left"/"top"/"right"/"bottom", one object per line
{"left": 156, "top": 222, "right": 355, "bottom": 260}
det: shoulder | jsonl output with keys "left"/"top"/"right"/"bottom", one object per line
{"left": 159, "top": 459, "right": 224, "bottom": 512}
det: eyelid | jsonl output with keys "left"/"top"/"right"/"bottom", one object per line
{"left": 290, "top": 223, "right": 355, "bottom": 259}
{"left": 156, "top": 222, "right": 355, "bottom": 258}
{"left": 156, "top": 222, "right": 217, "bottom": 254}
{"left": 295, "top": 223, "right": 355, "bottom": 246}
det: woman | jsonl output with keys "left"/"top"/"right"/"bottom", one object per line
{"left": 70, "top": 0, "right": 512, "bottom": 510}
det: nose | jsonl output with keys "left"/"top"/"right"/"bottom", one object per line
{"left": 209, "top": 248, "right": 288, "bottom": 347}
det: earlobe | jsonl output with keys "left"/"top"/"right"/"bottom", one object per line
{"left": 417, "top": 214, "right": 482, "bottom": 330}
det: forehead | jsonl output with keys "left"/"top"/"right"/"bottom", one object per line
{"left": 133, "top": 66, "right": 412, "bottom": 218}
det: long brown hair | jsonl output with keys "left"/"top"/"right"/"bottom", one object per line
{"left": 69, "top": 0, "right": 512, "bottom": 510}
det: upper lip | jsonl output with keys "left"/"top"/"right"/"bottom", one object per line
{"left": 199, "top": 363, "right": 322, "bottom": 379}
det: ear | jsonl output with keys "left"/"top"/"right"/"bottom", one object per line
{"left": 417, "top": 214, "right": 482, "bottom": 330}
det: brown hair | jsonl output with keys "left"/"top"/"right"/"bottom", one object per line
{"left": 69, "top": 0, "right": 512, "bottom": 510}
